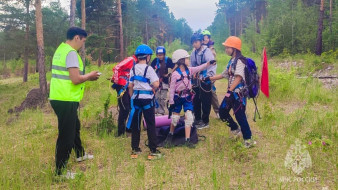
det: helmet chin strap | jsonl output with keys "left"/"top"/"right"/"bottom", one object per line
{"left": 231, "top": 48, "right": 236, "bottom": 57}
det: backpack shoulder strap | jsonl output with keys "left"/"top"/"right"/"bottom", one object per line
{"left": 201, "top": 48, "right": 208, "bottom": 64}
{"left": 144, "top": 65, "right": 149, "bottom": 78}
{"left": 186, "top": 68, "right": 190, "bottom": 80}
{"left": 156, "top": 58, "right": 160, "bottom": 69}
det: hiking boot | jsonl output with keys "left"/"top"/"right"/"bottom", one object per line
{"left": 230, "top": 129, "right": 242, "bottom": 139}
{"left": 163, "top": 133, "right": 174, "bottom": 148}
{"left": 131, "top": 148, "right": 142, "bottom": 159}
{"left": 148, "top": 149, "right": 164, "bottom": 160}
{"left": 196, "top": 122, "right": 209, "bottom": 130}
{"left": 244, "top": 139, "right": 257, "bottom": 148}
{"left": 76, "top": 152, "right": 94, "bottom": 162}
{"left": 184, "top": 139, "right": 196, "bottom": 149}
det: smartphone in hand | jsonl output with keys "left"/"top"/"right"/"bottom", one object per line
{"left": 210, "top": 60, "right": 216, "bottom": 65}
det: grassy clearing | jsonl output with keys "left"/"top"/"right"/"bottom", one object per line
{"left": 0, "top": 54, "right": 336, "bottom": 189}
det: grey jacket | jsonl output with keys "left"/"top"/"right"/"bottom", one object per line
{"left": 190, "top": 45, "right": 216, "bottom": 78}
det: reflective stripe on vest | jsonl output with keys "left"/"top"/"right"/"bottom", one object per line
{"left": 49, "top": 42, "right": 85, "bottom": 102}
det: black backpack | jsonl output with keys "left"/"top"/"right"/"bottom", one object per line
{"left": 150, "top": 117, "right": 206, "bottom": 147}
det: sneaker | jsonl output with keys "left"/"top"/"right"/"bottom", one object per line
{"left": 163, "top": 133, "right": 174, "bottom": 148}
{"left": 193, "top": 120, "right": 203, "bottom": 127}
{"left": 196, "top": 122, "right": 209, "bottom": 130}
{"left": 216, "top": 113, "right": 220, "bottom": 119}
{"left": 244, "top": 139, "right": 257, "bottom": 148}
{"left": 183, "top": 139, "right": 196, "bottom": 149}
{"left": 76, "top": 152, "right": 94, "bottom": 162}
{"left": 131, "top": 148, "right": 142, "bottom": 159}
{"left": 230, "top": 129, "right": 242, "bottom": 139}
{"left": 148, "top": 149, "right": 164, "bottom": 160}
{"left": 58, "top": 171, "right": 77, "bottom": 180}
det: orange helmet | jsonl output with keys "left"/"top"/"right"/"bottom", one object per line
{"left": 222, "top": 36, "right": 242, "bottom": 51}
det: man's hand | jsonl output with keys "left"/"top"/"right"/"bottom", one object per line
{"left": 69, "top": 68, "right": 100, "bottom": 84}
{"left": 88, "top": 71, "right": 100, "bottom": 81}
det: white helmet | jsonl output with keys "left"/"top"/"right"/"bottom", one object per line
{"left": 172, "top": 49, "right": 190, "bottom": 63}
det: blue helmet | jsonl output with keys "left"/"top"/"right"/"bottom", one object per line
{"left": 135, "top": 44, "right": 153, "bottom": 56}
{"left": 156, "top": 46, "right": 166, "bottom": 55}
{"left": 190, "top": 33, "right": 204, "bottom": 44}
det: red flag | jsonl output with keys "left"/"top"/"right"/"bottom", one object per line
{"left": 261, "top": 47, "right": 269, "bottom": 97}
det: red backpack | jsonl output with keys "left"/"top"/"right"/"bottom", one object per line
{"left": 112, "top": 55, "right": 137, "bottom": 86}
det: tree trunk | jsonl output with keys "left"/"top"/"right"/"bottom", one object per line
{"left": 80, "top": 0, "right": 86, "bottom": 63}
{"left": 35, "top": 0, "right": 48, "bottom": 97}
{"left": 315, "top": 0, "right": 325, "bottom": 55}
{"left": 70, "top": 0, "right": 76, "bottom": 27}
{"left": 145, "top": 19, "right": 149, "bottom": 43}
{"left": 23, "top": 0, "right": 30, "bottom": 82}
{"left": 255, "top": 1, "right": 266, "bottom": 34}
{"left": 234, "top": 16, "right": 237, "bottom": 36}
{"left": 117, "top": 0, "right": 124, "bottom": 61}
{"left": 329, "top": 0, "right": 334, "bottom": 50}
{"left": 98, "top": 49, "right": 102, "bottom": 67}
{"left": 240, "top": 10, "right": 243, "bottom": 36}
{"left": 228, "top": 17, "right": 231, "bottom": 36}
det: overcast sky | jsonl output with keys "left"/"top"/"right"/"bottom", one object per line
{"left": 59, "top": 0, "right": 218, "bottom": 31}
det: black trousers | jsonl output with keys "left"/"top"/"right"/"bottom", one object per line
{"left": 50, "top": 100, "right": 85, "bottom": 175}
{"left": 130, "top": 99, "right": 157, "bottom": 152}
{"left": 219, "top": 95, "right": 252, "bottom": 140}
{"left": 116, "top": 87, "right": 131, "bottom": 136}
{"left": 193, "top": 82, "right": 212, "bottom": 124}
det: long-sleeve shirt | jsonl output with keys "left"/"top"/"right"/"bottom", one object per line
{"left": 190, "top": 45, "right": 216, "bottom": 79}
{"left": 169, "top": 64, "right": 208, "bottom": 104}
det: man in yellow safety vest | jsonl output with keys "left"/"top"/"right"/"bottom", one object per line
{"left": 49, "top": 27, "right": 100, "bottom": 179}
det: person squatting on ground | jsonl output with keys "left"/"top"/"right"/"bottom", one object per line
{"left": 127, "top": 44, "right": 164, "bottom": 160}
{"left": 164, "top": 49, "right": 215, "bottom": 148}
{"left": 190, "top": 33, "right": 216, "bottom": 129}
{"left": 208, "top": 36, "right": 256, "bottom": 148}
{"left": 150, "top": 46, "right": 175, "bottom": 115}
{"left": 49, "top": 27, "right": 100, "bottom": 179}
{"left": 111, "top": 55, "right": 137, "bottom": 136}
{"left": 202, "top": 30, "right": 220, "bottom": 119}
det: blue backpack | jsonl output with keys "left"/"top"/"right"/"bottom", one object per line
{"left": 244, "top": 58, "right": 260, "bottom": 98}
{"left": 232, "top": 58, "right": 259, "bottom": 98}
{"left": 232, "top": 57, "right": 261, "bottom": 121}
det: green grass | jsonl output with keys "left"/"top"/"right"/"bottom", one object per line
{"left": 0, "top": 54, "right": 337, "bottom": 189}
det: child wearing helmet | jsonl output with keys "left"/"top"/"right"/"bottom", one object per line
{"left": 151, "top": 46, "right": 175, "bottom": 116}
{"left": 127, "top": 44, "right": 163, "bottom": 160}
{"left": 164, "top": 49, "right": 215, "bottom": 148}
{"left": 208, "top": 36, "right": 256, "bottom": 148}
{"left": 190, "top": 32, "right": 216, "bottom": 129}
{"left": 202, "top": 30, "right": 220, "bottom": 119}
{"left": 202, "top": 30, "right": 216, "bottom": 58}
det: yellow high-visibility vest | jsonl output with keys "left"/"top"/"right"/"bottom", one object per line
{"left": 49, "top": 42, "right": 85, "bottom": 102}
